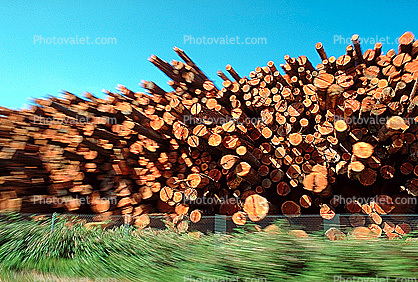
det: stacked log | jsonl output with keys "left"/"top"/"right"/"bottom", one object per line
{"left": 1, "top": 32, "right": 418, "bottom": 233}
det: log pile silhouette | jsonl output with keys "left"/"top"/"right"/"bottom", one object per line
{"left": 1, "top": 32, "right": 418, "bottom": 235}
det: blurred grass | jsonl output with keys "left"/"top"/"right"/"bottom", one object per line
{"left": 0, "top": 214, "right": 418, "bottom": 281}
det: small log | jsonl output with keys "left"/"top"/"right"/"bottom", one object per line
{"left": 320, "top": 204, "right": 335, "bottom": 220}
{"left": 134, "top": 214, "right": 150, "bottom": 230}
{"left": 190, "top": 209, "right": 202, "bottom": 223}
{"left": 325, "top": 228, "right": 346, "bottom": 240}
{"left": 299, "top": 195, "right": 312, "bottom": 208}
{"left": 281, "top": 201, "right": 301, "bottom": 217}
{"left": 232, "top": 211, "right": 247, "bottom": 225}
{"left": 276, "top": 182, "right": 291, "bottom": 196}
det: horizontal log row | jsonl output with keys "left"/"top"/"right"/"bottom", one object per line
{"left": 1, "top": 32, "right": 418, "bottom": 235}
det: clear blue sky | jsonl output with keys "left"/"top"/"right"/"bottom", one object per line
{"left": 0, "top": 0, "right": 416, "bottom": 109}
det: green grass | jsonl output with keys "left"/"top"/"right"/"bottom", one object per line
{"left": 0, "top": 214, "right": 418, "bottom": 281}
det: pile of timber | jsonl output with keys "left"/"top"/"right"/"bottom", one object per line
{"left": 1, "top": 32, "right": 418, "bottom": 234}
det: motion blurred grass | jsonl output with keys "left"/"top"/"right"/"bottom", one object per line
{"left": 0, "top": 214, "right": 417, "bottom": 281}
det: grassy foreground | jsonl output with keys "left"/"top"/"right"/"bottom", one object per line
{"left": 0, "top": 214, "right": 418, "bottom": 281}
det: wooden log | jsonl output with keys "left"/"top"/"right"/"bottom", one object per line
{"left": 351, "top": 34, "right": 364, "bottom": 65}
{"left": 190, "top": 209, "right": 202, "bottom": 223}
{"left": 235, "top": 162, "right": 260, "bottom": 185}
{"left": 325, "top": 228, "right": 346, "bottom": 240}
{"left": 398, "top": 32, "right": 415, "bottom": 54}
{"left": 232, "top": 211, "right": 247, "bottom": 225}
{"left": 281, "top": 201, "right": 301, "bottom": 217}
{"left": 315, "top": 42, "right": 328, "bottom": 61}
{"left": 352, "top": 142, "right": 374, "bottom": 159}
{"left": 320, "top": 204, "right": 335, "bottom": 220}
{"left": 243, "top": 194, "right": 269, "bottom": 222}
{"left": 134, "top": 214, "right": 150, "bottom": 229}
{"left": 303, "top": 172, "right": 328, "bottom": 193}
{"left": 300, "top": 195, "right": 312, "bottom": 208}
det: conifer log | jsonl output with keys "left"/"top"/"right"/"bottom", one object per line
{"left": 0, "top": 31, "right": 417, "bottom": 225}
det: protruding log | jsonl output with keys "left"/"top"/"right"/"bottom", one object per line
{"left": 315, "top": 42, "right": 328, "bottom": 61}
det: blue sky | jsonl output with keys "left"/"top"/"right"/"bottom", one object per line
{"left": 0, "top": 0, "right": 416, "bottom": 109}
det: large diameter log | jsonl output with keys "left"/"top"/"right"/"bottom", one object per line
{"left": 243, "top": 194, "right": 269, "bottom": 222}
{"left": 398, "top": 32, "right": 415, "bottom": 54}
{"left": 352, "top": 142, "right": 374, "bottom": 159}
{"left": 303, "top": 169, "right": 328, "bottom": 193}
{"left": 220, "top": 154, "right": 239, "bottom": 170}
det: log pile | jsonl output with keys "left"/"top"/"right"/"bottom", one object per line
{"left": 1, "top": 32, "right": 418, "bottom": 232}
